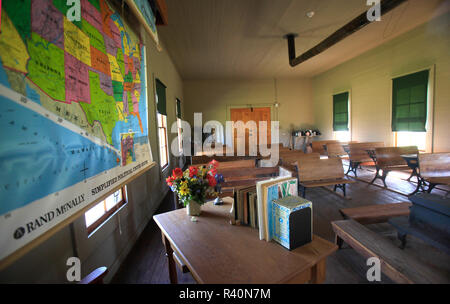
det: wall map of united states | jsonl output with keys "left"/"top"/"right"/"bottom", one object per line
{"left": 0, "top": 0, "right": 151, "bottom": 215}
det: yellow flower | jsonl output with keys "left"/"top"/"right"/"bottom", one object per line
{"left": 200, "top": 167, "right": 207, "bottom": 177}
{"left": 179, "top": 183, "right": 190, "bottom": 196}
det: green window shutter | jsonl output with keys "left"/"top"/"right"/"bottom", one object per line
{"left": 392, "top": 70, "right": 428, "bottom": 132}
{"left": 155, "top": 79, "right": 167, "bottom": 115}
{"left": 333, "top": 92, "right": 349, "bottom": 131}
{"left": 176, "top": 98, "right": 182, "bottom": 119}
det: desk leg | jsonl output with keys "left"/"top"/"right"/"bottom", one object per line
{"left": 310, "top": 259, "right": 326, "bottom": 284}
{"left": 162, "top": 233, "right": 178, "bottom": 284}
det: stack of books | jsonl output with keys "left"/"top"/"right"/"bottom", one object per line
{"left": 232, "top": 177, "right": 299, "bottom": 241}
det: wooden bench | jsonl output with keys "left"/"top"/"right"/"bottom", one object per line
{"left": 196, "top": 159, "right": 256, "bottom": 170}
{"left": 191, "top": 155, "right": 258, "bottom": 166}
{"left": 371, "top": 146, "right": 418, "bottom": 187}
{"left": 332, "top": 219, "right": 450, "bottom": 283}
{"left": 297, "top": 158, "right": 355, "bottom": 198}
{"left": 339, "top": 202, "right": 412, "bottom": 224}
{"left": 279, "top": 153, "right": 321, "bottom": 178}
{"left": 326, "top": 142, "right": 348, "bottom": 159}
{"left": 312, "top": 140, "right": 338, "bottom": 156}
{"left": 418, "top": 153, "right": 450, "bottom": 194}
{"left": 347, "top": 142, "right": 385, "bottom": 177}
{"left": 218, "top": 165, "right": 295, "bottom": 197}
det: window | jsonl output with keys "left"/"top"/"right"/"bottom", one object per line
{"left": 333, "top": 92, "right": 349, "bottom": 131}
{"left": 155, "top": 79, "right": 169, "bottom": 168}
{"left": 334, "top": 131, "right": 351, "bottom": 143}
{"left": 176, "top": 98, "right": 183, "bottom": 155}
{"left": 392, "top": 70, "right": 429, "bottom": 132}
{"left": 157, "top": 113, "right": 169, "bottom": 168}
{"left": 392, "top": 70, "right": 429, "bottom": 152}
{"left": 85, "top": 187, "right": 127, "bottom": 235}
{"left": 395, "top": 132, "right": 426, "bottom": 151}
{"left": 333, "top": 92, "right": 350, "bottom": 141}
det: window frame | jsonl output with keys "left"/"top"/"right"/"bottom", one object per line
{"left": 85, "top": 187, "right": 127, "bottom": 235}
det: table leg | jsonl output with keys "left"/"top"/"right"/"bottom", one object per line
{"left": 162, "top": 233, "right": 178, "bottom": 284}
{"left": 310, "top": 259, "right": 327, "bottom": 284}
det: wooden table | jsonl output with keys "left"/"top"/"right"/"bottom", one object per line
{"left": 153, "top": 198, "right": 337, "bottom": 284}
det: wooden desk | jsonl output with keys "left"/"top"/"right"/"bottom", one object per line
{"left": 153, "top": 198, "right": 337, "bottom": 284}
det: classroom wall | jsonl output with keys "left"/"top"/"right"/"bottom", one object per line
{"left": 183, "top": 78, "right": 314, "bottom": 147}
{"left": 312, "top": 12, "right": 450, "bottom": 152}
{"left": 0, "top": 17, "right": 184, "bottom": 283}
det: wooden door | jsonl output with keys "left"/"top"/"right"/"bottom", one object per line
{"left": 230, "top": 107, "right": 271, "bottom": 155}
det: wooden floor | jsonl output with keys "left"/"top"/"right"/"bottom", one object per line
{"left": 112, "top": 165, "right": 450, "bottom": 284}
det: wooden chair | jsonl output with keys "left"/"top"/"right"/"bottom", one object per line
{"left": 326, "top": 142, "right": 348, "bottom": 159}
{"left": 79, "top": 267, "right": 108, "bottom": 284}
{"left": 371, "top": 146, "right": 418, "bottom": 187}
{"left": 418, "top": 153, "right": 450, "bottom": 193}
{"left": 347, "top": 142, "right": 385, "bottom": 177}
{"left": 297, "top": 158, "right": 355, "bottom": 197}
{"left": 312, "top": 140, "right": 338, "bottom": 156}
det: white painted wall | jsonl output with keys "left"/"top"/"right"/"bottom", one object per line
{"left": 313, "top": 12, "right": 450, "bottom": 152}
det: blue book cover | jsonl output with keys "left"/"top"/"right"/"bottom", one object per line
{"left": 267, "top": 185, "right": 279, "bottom": 240}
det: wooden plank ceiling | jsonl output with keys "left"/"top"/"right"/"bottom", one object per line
{"left": 157, "top": 0, "right": 449, "bottom": 80}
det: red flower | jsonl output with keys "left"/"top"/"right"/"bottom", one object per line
{"left": 172, "top": 168, "right": 183, "bottom": 178}
{"left": 189, "top": 166, "right": 198, "bottom": 177}
{"left": 209, "top": 159, "right": 219, "bottom": 169}
{"left": 207, "top": 175, "right": 217, "bottom": 187}
{"left": 166, "top": 176, "right": 174, "bottom": 186}
{"left": 209, "top": 168, "right": 217, "bottom": 177}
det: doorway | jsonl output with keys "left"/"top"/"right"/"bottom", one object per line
{"left": 230, "top": 107, "right": 271, "bottom": 154}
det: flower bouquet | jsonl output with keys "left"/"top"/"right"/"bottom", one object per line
{"left": 166, "top": 160, "right": 224, "bottom": 215}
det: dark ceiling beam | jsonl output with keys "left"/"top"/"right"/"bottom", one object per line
{"left": 284, "top": 0, "right": 408, "bottom": 67}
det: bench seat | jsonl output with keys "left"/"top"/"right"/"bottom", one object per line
{"left": 424, "top": 176, "right": 450, "bottom": 185}
{"left": 339, "top": 202, "right": 411, "bottom": 224}
{"left": 332, "top": 219, "right": 450, "bottom": 284}
{"left": 300, "top": 178, "right": 354, "bottom": 188}
{"left": 298, "top": 158, "right": 354, "bottom": 198}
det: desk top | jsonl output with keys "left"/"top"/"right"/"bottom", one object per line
{"left": 153, "top": 198, "right": 337, "bottom": 284}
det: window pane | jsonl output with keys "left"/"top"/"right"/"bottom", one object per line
{"left": 334, "top": 131, "right": 351, "bottom": 142}
{"left": 105, "top": 189, "right": 122, "bottom": 211}
{"left": 397, "top": 132, "right": 426, "bottom": 151}
{"left": 156, "top": 113, "right": 163, "bottom": 127}
{"left": 85, "top": 201, "right": 105, "bottom": 227}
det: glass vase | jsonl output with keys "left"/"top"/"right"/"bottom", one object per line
{"left": 186, "top": 201, "right": 202, "bottom": 216}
